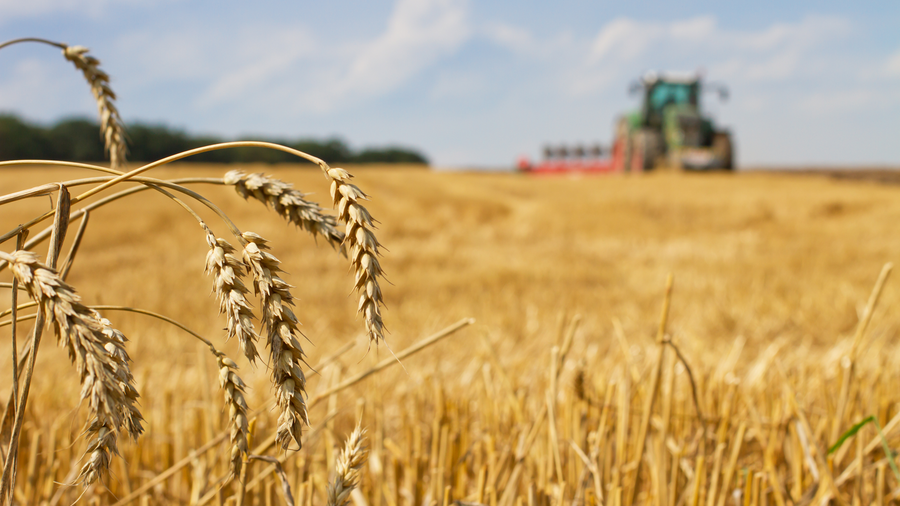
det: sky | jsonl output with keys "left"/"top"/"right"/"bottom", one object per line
{"left": 0, "top": 0, "right": 897, "bottom": 168}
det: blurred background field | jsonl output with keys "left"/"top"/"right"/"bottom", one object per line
{"left": 2, "top": 165, "right": 900, "bottom": 505}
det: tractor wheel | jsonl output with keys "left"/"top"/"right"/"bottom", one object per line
{"left": 712, "top": 132, "right": 734, "bottom": 170}
{"left": 632, "top": 129, "right": 663, "bottom": 172}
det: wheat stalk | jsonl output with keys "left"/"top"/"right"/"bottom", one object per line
{"left": 241, "top": 232, "right": 309, "bottom": 450}
{"left": 326, "top": 425, "right": 368, "bottom": 506}
{"left": 0, "top": 250, "right": 141, "bottom": 484}
{"left": 203, "top": 223, "right": 260, "bottom": 363}
{"left": 62, "top": 45, "right": 127, "bottom": 169}
{"left": 223, "top": 170, "right": 345, "bottom": 252}
{"left": 325, "top": 168, "right": 386, "bottom": 346}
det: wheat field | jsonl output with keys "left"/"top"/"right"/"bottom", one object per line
{"left": 2, "top": 165, "right": 900, "bottom": 506}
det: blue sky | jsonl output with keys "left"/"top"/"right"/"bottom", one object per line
{"left": 0, "top": 0, "right": 897, "bottom": 168}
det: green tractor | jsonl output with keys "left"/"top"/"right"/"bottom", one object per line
{"left": 611, "top": 71, "right": 734, "bottom": 172}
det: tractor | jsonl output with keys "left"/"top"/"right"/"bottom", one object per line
{"left": 611, "top": 71, "right": 734, "bottom": 172}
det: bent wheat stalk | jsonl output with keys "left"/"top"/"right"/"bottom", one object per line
{"left": 0, "top": 139, "right": 392, "bottom": 497}
{"left": 62, "top": 45, "right": 127, "bottom": 169}
{"left": 0, "top": 38, "right": 127, "bottom": 169}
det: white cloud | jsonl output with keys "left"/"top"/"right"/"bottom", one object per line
{"left": 589, "top": 18, "right": 663, "bottom": 64}
{"left": 668, "top": 16, "right": 716, "bottom": 42}
{"left": 571, "top": 14, "right": 854, "bottom": 96}
{"left": 314, "top": 0, "right": 470, "bottom": 108}
{"left": 886, "top": 48, "right": 900, "bottom": 77}
{"left": 191, "top": 0, "right": 472, "bottom": 113}
{"left": 483, "top": 23, "right": 534, "bottom": 55}
{"left": 481, "top": 23, "right": 574, "bottom": 61}
{"left": 199, "top": 29, "right": 315, "bottom": 106}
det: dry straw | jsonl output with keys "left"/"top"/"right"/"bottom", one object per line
{"left": 241, "top": 232, "right": 310, "bottom": 450}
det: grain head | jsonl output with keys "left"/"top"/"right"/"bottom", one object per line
{"left": 61, "top": 45, "right": 127, "bottom": 169}
{"left": 326, "top": 425, "right": 368, "bottom": 506}
{"left": 213, "top": 348, "right": 249, "bottom": 480}
{"left": 241, "top": 232, "right": 309, "bottom": 450}
{"left": 224, "top": 169, "right": 345, "bottom": 253}
{"left": 0, "top": 250, "right": 141, "bottom": 483}
{"left": 203, "top": 223, "right": 260, "bottom": 364}
{"left": 325, "top": 168, "right": 386, "bottom": 346}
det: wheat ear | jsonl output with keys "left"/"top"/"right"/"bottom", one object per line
{"left": 241, "top": 232, "right": 309, "bottom": 450}
{"left": 325, "top": 168, "right": 386, "bottom": 346}
{"left": 203, "top": 223, "right": 260, "bottom": 363}
{"left": 0, "top": 250, "right": 142, "bottom": 484}
{"left": 62, "top": 45, "right": 127, "bottom": 169}
{"left": 223, "top": 170, "right": 345, "bottom": 252}
{"left": 327, "top": 425, "right": 368, "bottom": 506}
{"left": 77, "top": 420, "right": 117, "bottom": 485}
{"left": 97, "top": 317, "right": 143, "bottom": 439}
{"left": 213, "top": 349, "right": 249, "bottom": 479}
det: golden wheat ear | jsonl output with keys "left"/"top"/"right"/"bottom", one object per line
{"left": 0, "top": 38, "right": 127, "bottom": 168}
{"left": 327, "top": 425, "right": 368, "bottom": 506}
{"left": 241, "top": 232, "right": 310, "bottom": 450}
{"left": 224, "top": 169, "right": 346, "bottom": 252}
{"left": 0, "top": 250, "right": 142, "bottom": 485}
{"left": 325, "top": 168, "right": 387, "bottom": 347}
{"left": 62, "top": 45, "right": 127, "bottom": 169}
{"left": 203, "top": 223, "right": 261, "bottom": 364}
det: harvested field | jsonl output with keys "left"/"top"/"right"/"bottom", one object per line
{"left": 2, "top": 165, "right": 900, "bottom": 505}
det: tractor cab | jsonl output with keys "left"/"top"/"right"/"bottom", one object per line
{"left": 613, "top": 71, "right": 733, "bottom": 172}
{"left": 639, "top": 74, "right": 700, "bottom": 130}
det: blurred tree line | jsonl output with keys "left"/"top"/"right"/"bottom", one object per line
{"left": 0, "top": 115, "right": 429, "bottom": 165}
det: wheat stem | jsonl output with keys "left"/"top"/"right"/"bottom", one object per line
{"left": 0, "top": 172, "right": 242, "bottom": 246}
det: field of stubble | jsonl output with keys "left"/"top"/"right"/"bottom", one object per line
{"left": 3, "top": 164, "right": 900, "bottom": 506}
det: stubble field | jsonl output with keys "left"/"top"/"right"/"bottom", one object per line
{"left": 3, "top": 164, "right": 900, "bottom": 506}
